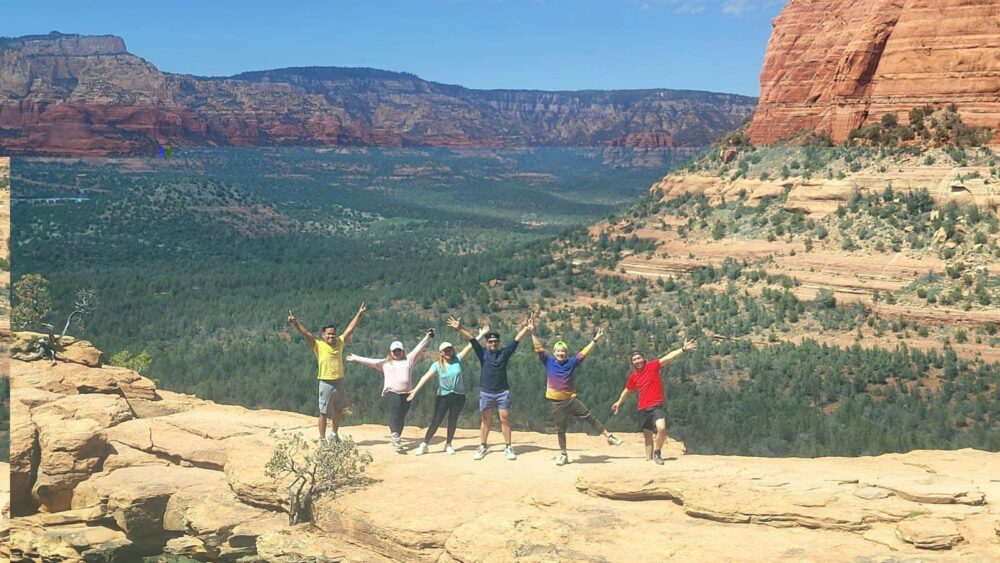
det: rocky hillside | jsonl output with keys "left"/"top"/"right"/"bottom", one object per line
{"left": 747, "top": 0, "right": 1000, "bottom": 144}
{"left": 9, "top": 336, "right": 1000, "bottom": 561}
{"left": 0, "top": 32, "right": 756, "bottom": 157}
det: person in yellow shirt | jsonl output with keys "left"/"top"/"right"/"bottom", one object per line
{"left": 288, "top": 302, "right": 366, "bottom": 441}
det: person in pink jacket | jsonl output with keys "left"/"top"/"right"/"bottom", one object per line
{"left": 347, "top": 328, "right": 434, "bottom": 453}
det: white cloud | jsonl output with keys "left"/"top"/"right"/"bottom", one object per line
{"left": 621, "top": 0, "right": 780, "bottom": 16}
{"left": 722, "top": 0, "right": 755, "bottom": 16}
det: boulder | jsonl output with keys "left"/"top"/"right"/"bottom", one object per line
{"left": 10, "top": 396, "right": 39, "bottom": 513}
{"left": 33, "top": 418, "right": 107, "bottom": 512}
{"left": 13, "top": 358, "right": 158, "bottom": 399}
{"left": 102, "top": 442, "right": 172, "bottom": 473}
{"left": 896, "top": 517, "right": 964, "bottom": 550}
{"left": 163, "top": 535, "right": 211, "bottom": 559}
{"left": 11, "top": 331, "right": 103, "bottom": 367}
{"left": 72, "top": 466, "right": 221, "bottom": 539}
{"left": 163, "top": 482, "right": 272, "bottom": 537}
{"left": 224, "top": 433, "right": 292, "bottom": 510}
{"left": 32, "top": 393, "right": 134, "bottom": 429}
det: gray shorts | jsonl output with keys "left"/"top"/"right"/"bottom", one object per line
{"left": 319, "top": 379, "right": 347, "bottom": 416}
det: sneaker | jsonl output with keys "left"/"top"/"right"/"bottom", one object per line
{"left": 390, "top": 433, "right": 404, "bottom": 453}
{"left": 606, "top": 434, "right": 623, "bottom": 446}
{"left": 504, "top": 446, "right": 517, "bottom": 461}
{"left": 555, "top": 452, "right": 569, "bottom": 466}
{"left": 329, "top": 433, "right": 342, "bottom": 444}
{"left": 445, "top": 444, "right": 456, "bottom": 455}
{"left": 653, "top": 451, "right": 664, "bottom": 465}
{"left": 414, "top": 442, "right": 429, "bottom": 456}
{"left": 473, "top": 445, "right": 487, "bottom": 460}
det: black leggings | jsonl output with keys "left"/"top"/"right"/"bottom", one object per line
{"left": 387, "top": 392, "right": 411, "bottom": 435}
{"left": 424, "top": 393, "right": 466, "bottom": 444}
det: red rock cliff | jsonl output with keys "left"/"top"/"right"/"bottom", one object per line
{"left": 747, "top": 0, "right": 1000, "bottom": 144}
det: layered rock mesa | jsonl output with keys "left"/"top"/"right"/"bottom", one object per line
{"left": 0, "top": 32, "right": 757, "bottom": 157}
{"left": 9, "top": 335, "right": 1000, "bottom": 562}
{"left": 747, "top": 0, "right": 1000, "bottom": 144}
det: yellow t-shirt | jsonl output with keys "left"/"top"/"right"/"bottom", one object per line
{"left": 313, "top": 337, "right": 345, "bottom": 381}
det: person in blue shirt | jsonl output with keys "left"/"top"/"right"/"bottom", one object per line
{"left": 448, "top": 313, "right": 533, "bottom": 461}
{"left": 407, "top": 325, "right": 490, "bottom": 456}
{"left": 530, "top": 323, "right": 622, "bottom": 466}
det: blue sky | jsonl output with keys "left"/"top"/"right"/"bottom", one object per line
{"left": 5, "top": 0, "right": 786, "bottom": 96}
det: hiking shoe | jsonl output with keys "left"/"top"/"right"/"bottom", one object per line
{"left": 473, "top": 445, "right": 487, "bottom": 460}
{"left": 504, "top": 446, "right": 517, "bottom": 461}
{"left": 329, "top": 433, "right": 342, "bottom": 444}
{"left": 445, "top": 444, "right": 456, "bottom": 455}
{"left": 414, "top": 442, "right": 429, "bottom": 456}
{"left": 653, "top": 452, "right": 664, "bottom": 465}
{"left": 606, "top": 434, "right": 623, "bottom": 446}
{"left": 555, "top": 452, "right": 569, "bottom": 466}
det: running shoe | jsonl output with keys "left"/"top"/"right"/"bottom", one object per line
{"left": 504, "top": 446, "right": 517, "bottom": 461}
{"left": 653, "top": 451, "right": 664, "bottom": 465}
{"left": 606, "top": 434, "right": 623, "bottom": 446}
{"left": 555, "top": 452, "right": 569, "bottom": 466}
{"left": 414, "top": 442, "right": 429, "bottom": 456}
{"left": 445, "top": 444, "right": 456, "bottom": 455}
{"left": 473, "top": 445, "right": 487, "bottom": 460}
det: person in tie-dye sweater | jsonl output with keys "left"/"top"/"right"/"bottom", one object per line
{"left": 530, "top": 322, "right": 623, "bottom": 466}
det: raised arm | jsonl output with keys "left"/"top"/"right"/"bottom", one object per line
{"left": 514, "top": 311, "right": 537, "bottom": 343}
{"left": 530, "top": 321, "right": 547, "bottom": 363}
{"left": 447, "top": 316, "right": 475, "bottom": 342}
{"left": 407, "top": 365, "right": 437, "bottom": 402}
{"left": 341, "top": 302, "right": 367, "bottom": 343}
{"left": 658, "top": 338, "right": 697, "bottom": 366}
{"left": 578, "top": 327, "right": 605, "bottom": 360}
{"left": 457, "top": 325, "right": 490, "bottom": 361}
{"left": 287, "top": 311, "right": 315, "bottom": 347}
{"left": 345, "top": 353, "right": 384, "bottom": 371}
{"left": 611, "top": 387, "right": 632, "bottom": 415}
{"left": 408, "top": 329, "right": 434, "bottom": 365}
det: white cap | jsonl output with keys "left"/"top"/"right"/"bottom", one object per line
{"left": 439, "top": 341, "right": 454, "bottom": 352}
{"left": 389, "top": 341, "right": 404, "bottom": 351}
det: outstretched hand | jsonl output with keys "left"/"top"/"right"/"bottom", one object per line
{"left": 593, "top": 327, "right": 606, "bottom": 342}
{"left": 477, "top": 325, "right": 491, "bottom": 339}
{"left": 357, "top": 302, "right": 367, "bottom": 316}
{"left": 447, "top": 316, "right": 462, "bottom": 331}
{"left": 682, "top": 338, "right": 697, "bottom": 352}
{"left": 287, "top": 310, "right": 296, "bottom": 324}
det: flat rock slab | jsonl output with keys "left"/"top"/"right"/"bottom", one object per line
{"left": 863, "top": 475, "right": 986, "bottom": 506}
{"left": 897, "top": 518, "right": 965, "bottom": 550}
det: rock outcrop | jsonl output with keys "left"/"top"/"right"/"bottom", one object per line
{"left": 748, "top": 0, "right": 1000, "bottom": 144}
{"left": 10, "top": 338, "right": 1000, "bottom": 562}
{"left": 0, "top": 32, "right": 757, "bottom": 156}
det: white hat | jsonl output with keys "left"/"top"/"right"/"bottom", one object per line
{"left": 439, "top": 341, "right": 455, "bottom": 352}
{"left": 389, "top": 341, "right": 404, "bottom": 351}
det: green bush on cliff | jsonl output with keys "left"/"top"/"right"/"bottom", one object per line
{"left": 265, "top": 430, "right": 373, "bottom": 524}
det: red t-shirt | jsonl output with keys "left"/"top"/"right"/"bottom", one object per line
{"left": 626, "top": 359, "right": 664, "bottom": 410}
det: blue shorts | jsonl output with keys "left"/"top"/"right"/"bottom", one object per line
{"left": 479, "top": 389, "right": 512, "bottom": 411}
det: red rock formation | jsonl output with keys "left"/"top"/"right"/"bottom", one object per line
{"left": 748, "top": 0, "right": 1000, "bottom": 144}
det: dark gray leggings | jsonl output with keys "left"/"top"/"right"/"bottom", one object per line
{"left": 550, "top": 397, "right": 606, "bottom": 450}
{"left": 424, "top": 393, "right": 466, "bottom": 444}
{"left": 387, "top": 391, "right": 411, "bottom": 435}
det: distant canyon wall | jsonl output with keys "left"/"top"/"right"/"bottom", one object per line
{"left": 0, "top": 33, "right": 757, "bottom": 156}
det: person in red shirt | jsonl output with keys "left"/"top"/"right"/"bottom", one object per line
{"left": 611, "top": 339, "right": 697, "bottom": 464}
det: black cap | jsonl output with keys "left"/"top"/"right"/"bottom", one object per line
{"left": 485, "top": 331, "right": 501, "bottom": 341}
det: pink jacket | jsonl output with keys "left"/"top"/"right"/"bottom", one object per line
{"left": 346, "top": 333, "right": 432, "bottom": 394}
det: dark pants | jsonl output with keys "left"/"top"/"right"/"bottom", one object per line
{"left": 387, "top": 391, "right": 411, "bottom": 435}
{"left": 550, "top": 397, "right": 606, "bottom": 450}
{"left": 424, "top": 393, "right": 466, "bottom": 444}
